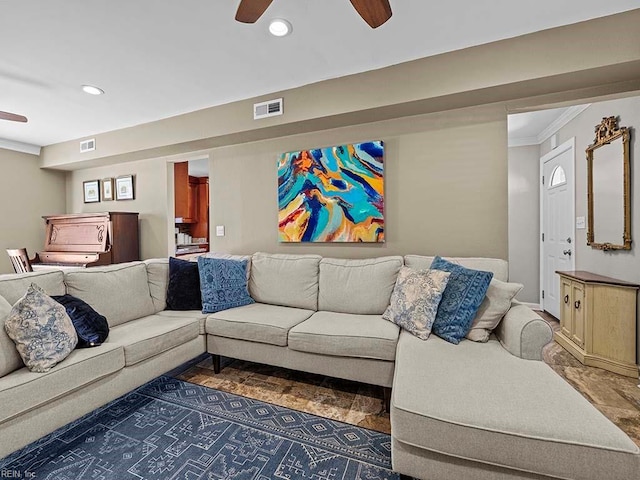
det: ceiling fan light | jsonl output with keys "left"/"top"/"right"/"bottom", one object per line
{"left": 269, "top": 19, "right": 292, "bottom": 37}
{"left": 82, "top": 85, "right": 105, "bottom": 95}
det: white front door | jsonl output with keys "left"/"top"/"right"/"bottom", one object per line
{"left": 541, "top": 138, "right": 575, "bottom": 319}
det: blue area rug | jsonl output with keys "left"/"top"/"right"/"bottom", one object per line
{"left": 0, "top": 375, "right": 404, "bottom": 479}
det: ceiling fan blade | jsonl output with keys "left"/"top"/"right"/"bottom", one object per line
{"left": 0, "top": 111, "right": 27, "bottom": 123}
{"left": 349, "top": 0, "right": 392, "bottom": 28}
{"left": 235, "top": 0, "right": 274, "bottom": 23}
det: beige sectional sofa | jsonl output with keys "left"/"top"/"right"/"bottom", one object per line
{"left": 0, "top": 261, "right": 206, "bottom": 459}
{"left": 0, "top": 253, "right": 638, "bottom": 480}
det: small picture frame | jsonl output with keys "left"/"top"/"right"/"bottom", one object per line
{"left": 101, "top": 178, "right": 114, "bottom": 201}
{"left": 83, "top": 180, "right": 100, "bottom": 203}
{"left": 115, "top": 175, "right": 135, "bottom": 201}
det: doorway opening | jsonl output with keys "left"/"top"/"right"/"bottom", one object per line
{"left": 173, "top": 158, "right": 210, "bottom": 257}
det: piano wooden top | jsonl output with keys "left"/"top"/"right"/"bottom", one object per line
{"left": 41, "top": 212, "right": 137, "bottom": 253}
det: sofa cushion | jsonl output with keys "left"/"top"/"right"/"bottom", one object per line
{"left": 467, "top": 279, "right": 523, "bottom": 342}
{"left": 0, "top": 294, "right": 23, "bottom": 377}
{"left": 383, "top": 267, "right": 451, "bottom": 340}
{"left": 166, "top": 257, "right": 202, "bottom": 311}
{"left": 430, "top": 256, "right": 493, "bottom": 345}
{"left": 145, "top": 258, "right": 169, "bottom": 312}
{"left": 64, "top": 262, "right": 156, "bottom": 327}
{"left": 206, "top": 303, "right": 314, "bottom": 346}
{"left": 404, "top": 255, "right": 509, "bottom": 282}
{"left": 5, "top": 284, "right": 78, "bottom": 372}
{"left": 0, "top": 270, "right": 65, "bottom": 304}
{"left": 52, "top": 294, "right": 110, "bottom": 347}
{"left": 249, "top": 253, "right": 321, "bottom": 310}
{"left": 0, "top": 342, "right": 124, "bottom": 425}
{"left": 288, "top": 311, "right": 400, "bottom": 361}
{"left": 198, "top": 257, "right": 253, "bottom": 313}
{"left": 157, "top": 310, "right": 208, "bottom": 334}
{"left": 318, "top": 256, "right": 403, "bottom": 314}
{"left": 107, "top": 315, "right": 200, "bottom": 366}
{"left": 392, "top": 332, "right": 640, "bottom": 480}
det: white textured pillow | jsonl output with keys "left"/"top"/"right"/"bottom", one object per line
{"left": 4, "top": 284, "right": 78, "bottom": 372}
{"left": 466, "top": 279, "right": 523, "bottom": 342}
{"left": 383, "top": 267, "right": 451, "bottom": 340}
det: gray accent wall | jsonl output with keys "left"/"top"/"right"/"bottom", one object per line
{"left": 0, "top": 148, "right": 66, "bottom": 273}
{"left": 539, "top": 95, "right": 640, "bottom": 364}
{"left": 508, "top": 145, "right": 540, "bottom": 303}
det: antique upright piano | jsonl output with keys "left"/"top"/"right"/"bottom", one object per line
{"left": 33, "top": 212, "right": 139, "bottom": 267}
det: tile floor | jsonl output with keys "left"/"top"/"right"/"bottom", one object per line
{"left": 176, "top": 312, "right": 640, "bottom": 445}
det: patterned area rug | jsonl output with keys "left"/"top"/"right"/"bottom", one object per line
{"left": 0, "top": 376, "right": 404, "bottom": 479}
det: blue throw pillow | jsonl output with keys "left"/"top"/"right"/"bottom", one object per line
{"left": 198, "top": 257, "right": 254, "bottom": 313}
{"left": 430, "top": 256, "right": 493, "bottom": 345}
{"left": 52, "top": 294, "right": 109, "bottom": 348}
{"left": 166, "top": 257, "right": 202, "bottom": 311}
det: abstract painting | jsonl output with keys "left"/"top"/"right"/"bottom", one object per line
{"left": 278, "top": 141, "right": 384, "bottom": 242}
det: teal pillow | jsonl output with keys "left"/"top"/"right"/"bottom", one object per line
{"left": 198, "top": 257, "right": 254, "bottom": 313}
{"left": 431, "top": 256, "right": 493, "bottom": 344}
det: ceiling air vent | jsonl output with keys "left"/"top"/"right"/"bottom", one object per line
{"left": 80, "top": 138, "right": 96, "bottom": 153}
{"left": 253, "top": 98, "right": 283, "bottom": 120}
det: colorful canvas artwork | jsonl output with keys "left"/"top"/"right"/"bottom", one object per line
{"left": 278, "top": 141, "right": 384, "bottom": 242}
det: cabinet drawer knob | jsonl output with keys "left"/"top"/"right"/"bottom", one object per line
{"left": 574, "top": 300, "right": 581, "bottom": 309}
{"left": 564, "top": 295, "right": 569, "bottom": 304}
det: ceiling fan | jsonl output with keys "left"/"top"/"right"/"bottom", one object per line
{"left": 0, "top": 111, "right": 27, "bottom": 123}
{"left": 235, "top": 0, "right": 392, "bottom": 29}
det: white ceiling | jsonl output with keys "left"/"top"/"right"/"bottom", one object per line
{"left": 1, "top": 1, "right": 637, "bottom": 148}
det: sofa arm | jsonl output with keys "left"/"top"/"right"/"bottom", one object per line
{"left": 494, "top": 302, "right": 553, "bottom": 360}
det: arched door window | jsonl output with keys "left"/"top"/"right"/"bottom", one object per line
{"left": 549, "top": 165, "right": 566, "bottom": 187}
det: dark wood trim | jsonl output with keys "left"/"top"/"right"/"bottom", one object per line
{"left": 212, "top": 354, "right": 221, "bottom": 374}
{"left": 383, "top": 387, "right": 391, "bottom": 413}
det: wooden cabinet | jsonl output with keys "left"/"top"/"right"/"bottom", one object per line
{"left": 174, "top": 162, "right": 198, "bottom": 223}
{"left": 555, "top": 271, "right": 638, "bottom": 377}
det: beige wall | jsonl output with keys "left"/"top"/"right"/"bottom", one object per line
{"left": 210, "top": 111, "right": 508, "bottom": 259}
{"left": 508, "top": 145, "right": 540, "bottom": 303}
{"left": 40, "top": 10, "right": 640, "bottom": 169}
{"left": 66, "top": 157, "right": 171, "bottom": 259}
{"left": 540, "top": 95, "right": 640, "bottom": 363}
{"left": 0, "top": 148, "right": 66, "bottom": 273}
{"left": 62, "top": 107, "right": 508, "bottom": 263}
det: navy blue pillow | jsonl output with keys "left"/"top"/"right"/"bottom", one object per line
{"left": 430, "top": 256, "right": 493, "bottom": 345}
{"left": 198, "top": 257, "right": 254, "bottom": 313}
{"left": 52, "top": 294, "right": 109, "bottom": 348}
{"left": 166, "top": 257, "right": 202, "bottom": 311}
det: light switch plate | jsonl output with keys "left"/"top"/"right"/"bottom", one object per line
{"left": 576, "top": 216, "right": 586, "bottom": 229}
{"left": 216, "top": 225, "right": 225, "bottom": 237}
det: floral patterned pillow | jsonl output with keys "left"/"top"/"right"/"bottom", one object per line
{"left": 4, "top": 283, "right": 78, "bottom": 372}
{"left": 382, "top": 267, "right": 451, "bottom": 340}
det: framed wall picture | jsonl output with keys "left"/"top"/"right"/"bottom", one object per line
{"left": 101, "top": 178, "right": 114, "bottom": 201}
{"left": 83, "top": 180, "right": 100, "bottom": 203}
{"left": 278, "top": 141, "right": 384, "bottom": 242}
{"left": 115, "top": 175, "right": 135, "bottom": 201}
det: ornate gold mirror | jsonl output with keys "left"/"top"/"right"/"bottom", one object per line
{"left": 586, "top": 116, "right": 631, "bottom": 250}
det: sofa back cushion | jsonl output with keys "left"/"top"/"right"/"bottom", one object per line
{"left": 0, "top": 270, "right": 65, "bottom": 304}
{"left": 319, "top": 256, "right": 403, "bottom": 314}
{"left": 249, "top": 253, "right": 321, "bottom": 310}
{"left": 145, "top": 258, "right": 169, "bottom": 312}
{"left": 404, "top": 255, "right": 509, "bottom": 282}
{"left": 0, "top": 294, "right": 24, "bottom": 378}
{"left": 64, "top": 262, "right": 156, "bottom": 327}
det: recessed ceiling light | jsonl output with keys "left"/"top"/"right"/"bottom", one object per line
{"left": 82, "top": 85, "right": 104, "bottom": 95}
{"left": 269, "top": 19, "right": 292, "bottom": 37}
